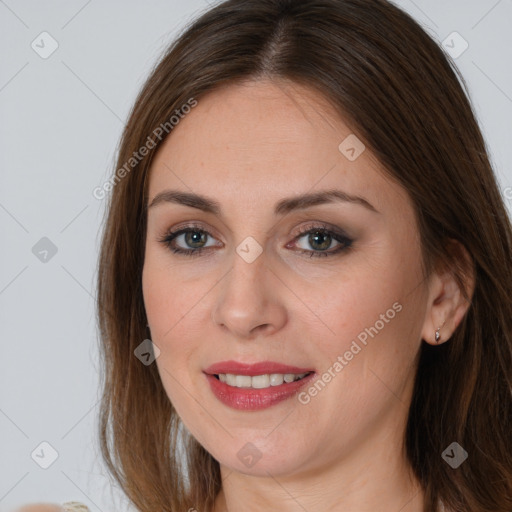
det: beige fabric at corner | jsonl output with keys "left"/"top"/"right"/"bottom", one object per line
{"left": 12, "top": 504, "right": 90, "bottom": 512}
{"left": 62, "top": 503, "right": 91, "bottom": 512}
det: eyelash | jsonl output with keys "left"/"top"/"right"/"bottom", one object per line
{"left": 158, "top": 222, "right": 353, "bottom": 259}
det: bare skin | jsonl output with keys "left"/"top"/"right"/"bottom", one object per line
{"left": 142, "top": 79, "right": 472, "bottom": 512}
{"left": 14, "top": 505, "right": 62, "bottom": 512}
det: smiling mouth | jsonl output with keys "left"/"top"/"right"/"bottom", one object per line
{"left": 213, "top": 372, "right": 312, "bottom": 389}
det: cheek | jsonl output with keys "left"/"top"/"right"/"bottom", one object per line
{"left": 142, "top": 261, "right": 199, "bottom": 412}
{"left": 298, "top": 242, "right": 424, "bottom": 406}
{"left": 143, "top": 267, "right": 218, "bottom": 450}
{"left": 302, "top": 253, "right": 408, "bottom": 356}
{"left": 142, "top": 249, "right": 207, "bottom": 342}
{"left": 310, "top": 264, "right": 424, "bottom": 413}
{"left": 142, "top": 252, "right": 216, "bottom": 407}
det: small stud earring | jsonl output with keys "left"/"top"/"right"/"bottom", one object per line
{"left": 435, "top": 327, "right": 441, "bottom": 343}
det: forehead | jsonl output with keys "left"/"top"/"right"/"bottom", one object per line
{"left": 147, "top": 80, "right": 411, "bottom": 220}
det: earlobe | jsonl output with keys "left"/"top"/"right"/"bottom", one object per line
{"left": 420, "top": 271, "right": 449, "bottom": 346}
{"left": 421, "top": 240, "right": 475, "bottom": 346}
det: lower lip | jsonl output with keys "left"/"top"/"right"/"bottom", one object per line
{"left": 204, "top": 373, "right": 316, "bottom": 411}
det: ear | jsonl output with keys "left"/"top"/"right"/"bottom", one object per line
{"left": 421, "top": 239, "right": 475, "bottom": 345}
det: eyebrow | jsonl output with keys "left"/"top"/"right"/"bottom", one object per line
{"left": 147, "top": 188, "right": 379, "bottom": 215}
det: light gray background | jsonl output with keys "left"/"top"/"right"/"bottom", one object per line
{"left": 1, "top": 0, "right": 511, "bottom": 510}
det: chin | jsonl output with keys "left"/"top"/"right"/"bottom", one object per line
{"left": 204, "top": 433, "right": 312, "bottom": 478}
{"left": 221, "top": 452, "right": 306, "bottom": 478}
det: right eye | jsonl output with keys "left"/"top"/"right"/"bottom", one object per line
{"left": 158, "top": 223, "right": 221, "bottom": 257}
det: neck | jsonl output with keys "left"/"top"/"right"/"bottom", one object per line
{"left": 213, "top": 412, "right": 424, "bottom": 512}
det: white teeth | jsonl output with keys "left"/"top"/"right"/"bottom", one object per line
{"left": 235, "top": 375, "right": 252, "bottom": 388}
{"left": 217, "top": 372, "right": 309, "bottom": 389}
{"left": 251, "top": 374, "right": 270, "bottom": 389}
{"left": 269, "top": 373, "right": 284, "bottom": 386}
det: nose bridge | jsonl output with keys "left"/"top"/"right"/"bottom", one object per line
{"left": 223, "top": 243, "right": 269, "bottom": 316}
{"left": 211, "top": 241, "right": 287, "bottom": 338}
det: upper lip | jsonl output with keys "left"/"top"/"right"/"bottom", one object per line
{"left": 204, "top": 360, "right": 314, "bottom": 376}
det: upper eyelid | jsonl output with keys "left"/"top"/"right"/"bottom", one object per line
{"left": 164, "top": 221, "right": 347, "bottom": 239}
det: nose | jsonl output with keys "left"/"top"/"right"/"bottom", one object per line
{"left": 210, "top": 247, "right": 288, "bottom": 340}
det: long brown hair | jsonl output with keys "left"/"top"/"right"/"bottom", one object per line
{"left": 95, "top": 0, "right": 512, "bottom": 510}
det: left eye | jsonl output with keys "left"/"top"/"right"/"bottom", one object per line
{"left": 288, "top": 226, "right": 353, "bottom": 258}
{"left": 159, "top": 224, "right": 353, "bottom": 258}
{"left": 294, "top": 229, "right": 341, "bottom": 252}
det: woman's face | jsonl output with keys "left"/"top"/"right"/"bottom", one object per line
{"left": 142, "top": 79, "right": 431, "bottom": 478}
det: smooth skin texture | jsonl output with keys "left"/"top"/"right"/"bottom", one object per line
{"left": 142, "top": 80, "right": 472, "bottom": 512}
{"left": 14, "top": 506, "right": 62, "bottom": 512}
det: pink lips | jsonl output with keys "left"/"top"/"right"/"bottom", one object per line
{"left": 203, "top": 360, "right": 315, "bottom": 411}
{"left": 204, "top": 360, "right": 313, "bottom": 376}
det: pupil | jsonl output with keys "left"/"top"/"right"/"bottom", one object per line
{"left": 186, "top": 231, "right": 206, "bottom": 248}
{"left": 309, "top": 231, "right": 331, "bottom": 250}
